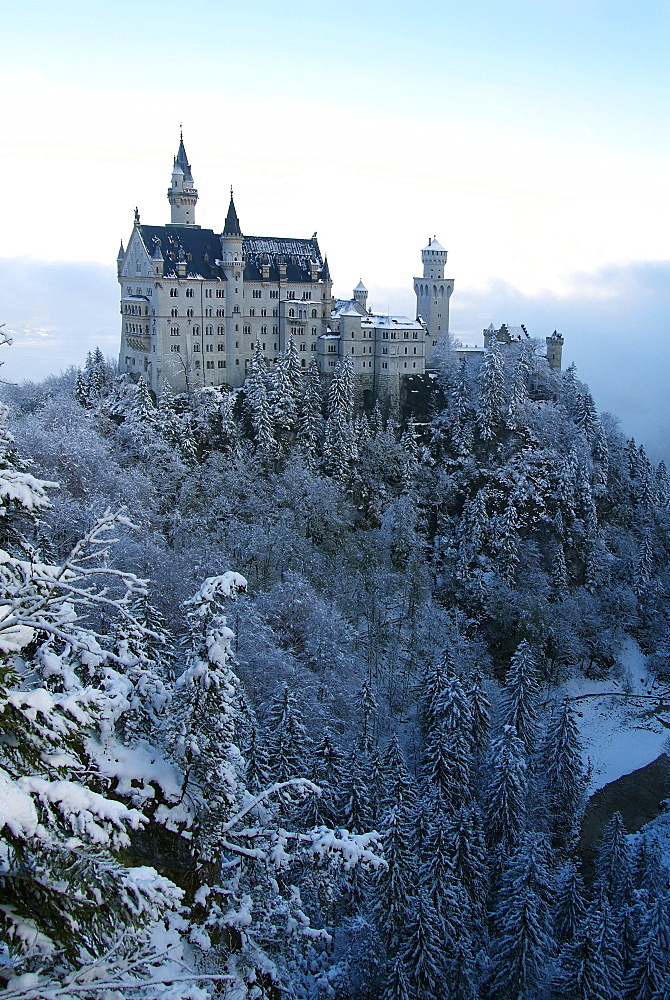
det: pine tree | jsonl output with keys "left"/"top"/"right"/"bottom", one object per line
{"left": 485, "top": 725, "right": 528, "bottom": 857}
{"left": 543, "top": 699, "right": 585, "bottom": 849}
{"left": 488, "top": 833, "right": 555, "bottom": 1000}
{"left": 501, "top": 640, "right": 542, "bottom": 755}
{"left": 477, "top": 338, "right": 506, "bottom": 441}
{"left": 595, "top": 811, "right": 634, "bottom": 911}
{"left": 554, "top": 861, "right": 588, "bottom": 946}
{"left": 467, "top": 670, "right": 491, "bottom": 760}
{"left": 373, "top": 804, "right": 417, "bottom": 951}
{"left": 399, "top": 891, "right": 446, "bottom": 1000}
{"left": 264, "top": 683, "right": 312, "bottom": 783}
{"left": 296, "top": 355, "right": 323, "bottom": 467}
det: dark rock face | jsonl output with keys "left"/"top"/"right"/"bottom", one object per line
{"left": 578, "top": 753, "right": 670, "bottom": 875}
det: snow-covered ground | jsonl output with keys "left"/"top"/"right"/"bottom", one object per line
{"left": 563, "top": 637, "right": 670, "bottom": 794}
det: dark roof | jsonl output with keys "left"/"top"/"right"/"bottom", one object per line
{"left": 223, "top": 192, "right": 242, "bottom": 236}
{"left": 135, "top": 225, "right": 327, "bottom": 283}
{"left": 174, "top": 138, "right": 193, "bottom": 183}
{"left": 243, "top": 235, "right": 324, "bottom": 283}
{"left": 138, "top": 225, "right": 222, "bottom": 278}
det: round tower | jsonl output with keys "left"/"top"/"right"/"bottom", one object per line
{"left": 421, "top": 236, "right": 448, "bottom": 279}
{"left": 546, "top": 330, "right": 564, "bottom": 371}
{"left": 413, "top": 237, "right": 454, "bottom": 342}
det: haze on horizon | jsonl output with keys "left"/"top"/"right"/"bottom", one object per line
{"left": 2, "top": 0, "right": 669, "bottom": 462}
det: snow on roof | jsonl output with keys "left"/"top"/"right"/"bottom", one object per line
{"left": 354, "top": 280, "right": 367, "bottom": 291}
{"left": 422, "top": 237, "right": 446, "bottom": 252}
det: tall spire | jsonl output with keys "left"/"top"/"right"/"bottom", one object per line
{"left": 168, "top": 129, "right": 198, "bottom": 225}
{"left": 174, "top": 131, "right": 193, "bottom": 183}
{"left": 223, "top": 187, "right": 242, "bottom": 236}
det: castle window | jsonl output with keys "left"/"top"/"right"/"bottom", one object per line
{"left": 206, "top": 360, "right": 214, "bottom": 369}
{"left": 404, "top": 333, "right": 409, "bottom": 339}
{"left": 382, "top": 362, "right": 387, "bottom": 369}
{"left": 383, "top": 331, "right": 389, "bottom": 340}
{"left": 261, "top": 325, "right": 267, "bottom": 335}
{"left": 170, "top": 326, "right": 179, "bottom": 336}
{"left": 261, "top": 308, "right": 267, "bottom": 316}
{"left": 235, "top": 341, "right": 239, "bottom": 348}
{"left": 186, "top": 288, "right": 194, "bottom": 298}
{"left": 170, "top": 288, "right": 178, "bottom": 297}
{"left": 311, "top": 343, "right": 316, "bottom": 351}
{"left": 273, "top": 325, "right": 278, "bottom": 333}
{"left": 206, "top": 325, "right": 213, "bottom": 335}
{"left": 236, "top": 359, "right": 240, "bottom": 365}
{"left": 194, "top": 360, "right": 201, "bottom": 368}
{"left": 262, "top": 343, "right": 266, "bottom": 351}
{"left": 413, "top": 362, "right": 416, "bottom": 368}
{"left": 252, "top": 289, "right": 262, "bottom": 298}
{"left": 193, "top": 343, "right": 201, "bottom": 352}
{"left": 391, "top": 333, "right": 396, "bottom": 340}
{"left": 311, "top": 309, "right": 317, "bottom": 318}
{"left": 413, "top": 347, "right": 417, "bottom": 354}
{"left": 233, "top": 305, "right": 240, "bottom": 314}
{"left": 205, "top": 288, "right": 212, "bottom": 298}
{"left": 270, "top": 290, "right": 278, "bottom": 299}
{"left": 405, "top": 348, "right": 408, "bottom": 354}
{"left": 287, "top": 291, "right": 295, "bottom": 300}
{"left": 413, "top": 332, "right": 419, "bottom": 339}
{"left": 272, "top": 308, "right": 278, "bottom": 317}
{"left": 216, "top": 308, "right": 225, "bottom": 317}
{"left": 351, "top": 347, "right": 355, "bottom": 354}
{"left": 187, "top": 309, "right": 194, "bottom": 318}
{"left": 300, "top": 343, "right": 306, "bottom": 351}
{"left": 216, "top": 289, "right": 225, "bottom": 298}
{"left": 218, "top": 360, "right": 226, "bottom": 368}
{"left": 205, "top": 343, "right": 213, "bottom": 352}
{"left": 288, "top": 308, "right": 295, "bottom": 317}
{"left": 243, "top": 325, "right": 251, "bottom": 335}
{"left": 250, "top": 309, "right": 255, "bottom": 317}
{"left": 171, "top": 308, "right": 178, "bottom": 317}
{"left": 311, "top": 327, "right": 316, "bottom": 335}
{"left": 170, "top": 344, "right": 180, "bottom": 353}
{"left": 328, "top": 345, "right": 337, "bottom": 353}
{"left": 205, "top": 308, "right": 212, "bottom": 316}
{"left": 301, "top": 359, "right": 306, "bottom": 367}
{"left": 302, "top": 291, "right": 311, "bottom": 300}
{"left": 217, "top": 343, "right": 225, "bottom": 351}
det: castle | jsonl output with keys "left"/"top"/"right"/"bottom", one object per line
{"left": 117, "top": 137, "right": 562, "bottom": 401}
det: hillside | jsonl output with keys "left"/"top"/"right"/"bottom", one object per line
{"left": 1, "top": 336, "right": 669, "bottom": 999}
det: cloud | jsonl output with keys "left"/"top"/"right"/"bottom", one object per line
{"left": 0, "top": 258, "right": 119, "bottom": 384}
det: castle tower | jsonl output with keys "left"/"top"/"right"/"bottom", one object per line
{"left": 167, "top": 133, "right": 199, "bottom": 226}
{"left": 414, "top": 237, "right": 454, "bottom": 342}
{"left": 353, "top": 280, "right": 368, "bottom": 312}
{"left": 220, "top": 189, "right": 245, "bottom": 373}
{"left": 546, "top": 330, "right": 564, "bottom": 370}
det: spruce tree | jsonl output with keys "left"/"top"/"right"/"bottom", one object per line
{"left": 501, "top": 640, "right": 542, "bottom": 756}
{"left": 485, "top": 724, "right": 528, "bottom": 857}
{"left": 543, "top": 699, "right": 585, "bottom": 849}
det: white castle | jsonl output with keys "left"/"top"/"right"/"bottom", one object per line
{"left": 117, "top": 137, "right": 563, "bottom": 401}
{"left": 117, "top": 137, "right": 456, "bottom": 401}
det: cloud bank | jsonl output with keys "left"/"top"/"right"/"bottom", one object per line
{"left": 0, "top": 257, "right": 667, "bottom": 465}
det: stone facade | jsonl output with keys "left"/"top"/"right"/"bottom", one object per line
{"left": 117, "top": 140, "right": 451, "bottom": 398}
{"left": 117, "top": 139, "right": 562, "bottom": 400}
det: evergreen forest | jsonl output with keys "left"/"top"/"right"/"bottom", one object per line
{"left": 1, "top": 332, "right": 670, "bottom": 999}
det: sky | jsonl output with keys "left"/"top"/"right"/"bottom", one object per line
{"left": 1, "top": 0, "right": 669, "bottom": 460}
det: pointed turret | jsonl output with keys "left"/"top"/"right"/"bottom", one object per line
{"left": 223, "top": 188, "right": 242, "bottom": 236}
{"left": 167, "top": 131, "right": 198, "bottom": 226}
{"left": 322, "top": 256, "right": 331, "bottom": 281}
{"left": 353, "top": 279, "right": 368, "bottom": 312}
{"left": 116, "top": 241, "right": 125, "bottom": 277}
